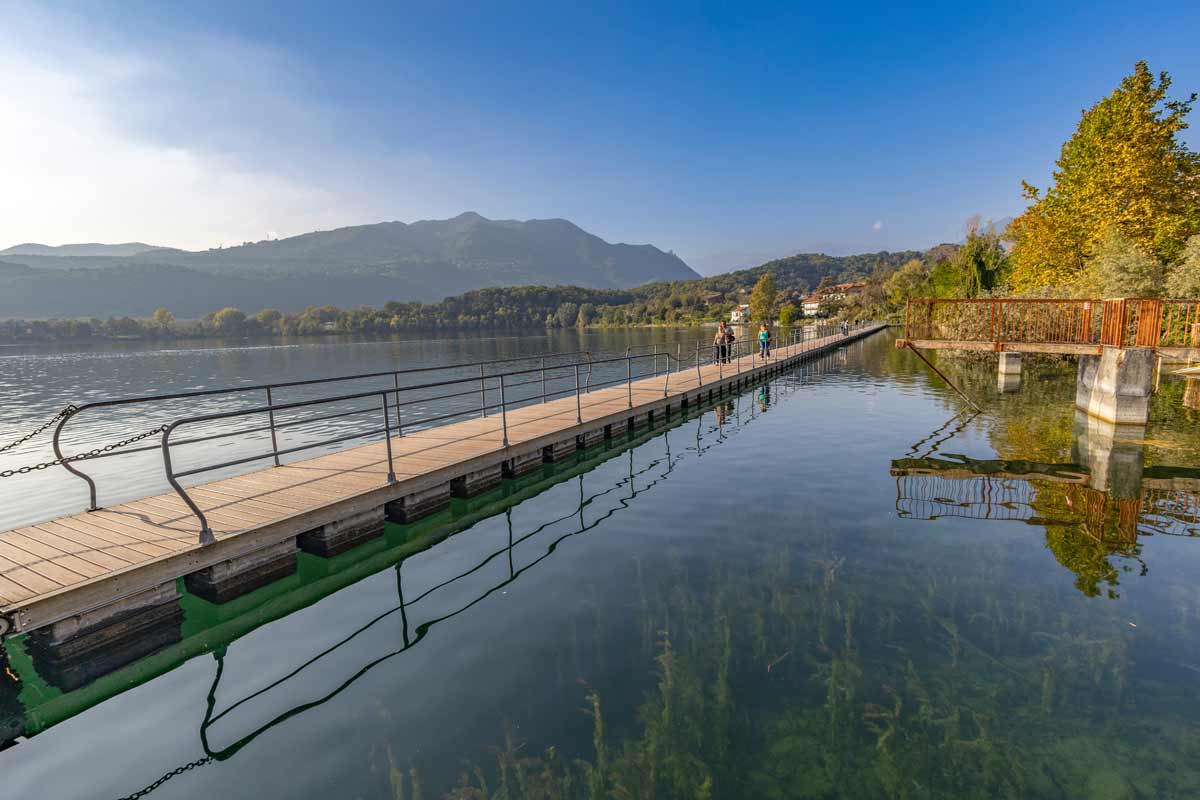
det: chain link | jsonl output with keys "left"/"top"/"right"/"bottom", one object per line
{"left": 0, "top": 423, "right": 167, "bottom": 479}
{"left": 116, "top": 757, "right": 213, "bottom": 800}
{"left": 0, "top": 405, "right": 78, "bottom": 454}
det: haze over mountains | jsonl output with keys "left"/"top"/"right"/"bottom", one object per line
{"left": 0, "top": 213, "right": 699, "bottom": 318}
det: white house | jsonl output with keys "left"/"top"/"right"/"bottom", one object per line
{"left": 730, "top": 304, "right": 751, "bottom": 323}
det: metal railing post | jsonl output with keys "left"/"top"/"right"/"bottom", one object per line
{"left": 575, "top": 364, "right": 583, "bottom": 423}
{"left": 381, "top": 394, "right": 396, "bottom": 483}
{"left": 662, "top": 349, "right": 672, "bottom": 397}
{"left": 652, "top": 344, "right": 659, "bottom": 377}
{"left": 52, "top": 412, "right": 99, "bottom": 511}
{"left": 695, "top": 340, "right": 702, "bottom": 385}
{"left": 266, "top": 387, "right": 281, "bottom": 466}
{"left": 499, "top": 374, "right": 510, "bottom": 447}
{"left": 626, "top": 348, "right": 633, "bottom": 408}
{"left": 392, "top": 372, "right": 403, "bottom": 436}
{"left": 541, "top": 357, "right": 547, "bottom": 402}
{"left": 479, "top": 363, "right": 487, "bottom": 418}
{"left": 161, "top": 423, "right": 213, "bottom": 545}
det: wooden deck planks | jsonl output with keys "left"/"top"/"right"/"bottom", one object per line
{"left": 0, "top": 330, "right": 877, "bottom": 622}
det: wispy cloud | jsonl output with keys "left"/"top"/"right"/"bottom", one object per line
{"left": 0, "top": 7, "right": 467, "bottom": 249}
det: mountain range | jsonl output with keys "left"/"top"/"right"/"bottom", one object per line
{"left": 0, "top": 213, "right": 699, "bottom": 318}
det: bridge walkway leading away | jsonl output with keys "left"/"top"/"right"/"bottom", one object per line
{"left": 0, "top": 324, "right": 885, "bottom": 637}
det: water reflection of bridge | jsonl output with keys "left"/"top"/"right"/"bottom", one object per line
{"left": 0, "top": 349, "right": 842, "bottom": 796}
{"left": 891, "top": 455, "right": 1200, "bottom": 541}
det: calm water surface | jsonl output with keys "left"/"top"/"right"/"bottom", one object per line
{"left": 2, "top": 329, "right": 1200, "bottom": 799}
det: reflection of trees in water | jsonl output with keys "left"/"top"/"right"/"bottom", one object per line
{"left": 917, "top": 353, "right": 1199, "bottom": 599}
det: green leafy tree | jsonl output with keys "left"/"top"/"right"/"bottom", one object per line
{"left": 884, "top": 259, "right": 931, "bottom": 309}
{"left": 1079, "top": 228, "right": 1166, "bottom": 297}
{"left": 555, "top": 302, "right": 579, "bottom": 328}
{"left": 954, "top": 217, "right": 1009, "bottom": 296}
{"left": 1166, "top": 234, "right": 1200, "bottom": 296}
{"left": 1009, "top": 62, "right": 1200, "bottom": 291}
{"left": 778, "top": 303, "right": 798, "bottom": 325}
{"left": 749, "top": 272, "right": 778, "bottom": 323}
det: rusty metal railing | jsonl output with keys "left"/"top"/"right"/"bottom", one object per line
{"left": 903, "top": 297, "right": 1200, "bottom": 350}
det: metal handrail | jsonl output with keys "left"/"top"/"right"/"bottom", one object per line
{"left": 49, "top": 346, "right": 603, "bottom": 510}
{"left": 32, "top": 321, "right": 879, "bottom": 540}
{"left": 160, "top": 348, "right": 685, "bottom": 540}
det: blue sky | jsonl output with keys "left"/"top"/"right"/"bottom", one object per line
{"left": 2, "top": 1, "right": 1198, "bottom": 272}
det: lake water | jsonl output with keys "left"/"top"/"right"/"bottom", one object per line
{"left": 2, "top": 329, "right": 1200, "bottom": 799}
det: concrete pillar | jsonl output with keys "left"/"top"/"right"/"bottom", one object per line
{"left": 1072, "top": 411, "right": 1146, "bottom": 500}
{"left": 627, "top": 410, "right": 652, "bottom": 431}
{"left": 27, "top": 583, "right": 183, "bottom": 691}
{"left": 503, "top": 450, "right": 543, "bottom": 478}
{"left": 542, "top": 438, "right": 577, "bottom": 463}
{"left": 385, "top": 485, "right": 450, "bottom": 526}
{"left": 1075, "top": 348, "right": 1155, "bottom": 425}
{"left": 303, "top": 506, "right": 386, "bottom": 556}
{"left": 185, "top": 539, "right": 298, "bottom": 603}
{"left": 998, "top": 352, "right": 1022, "bottom": 375}
{"left": 1185, "top": 378, "right": 1200, "bottom": 411}
{"left": 576, "top": 427, "right": 606, "bottom": 449}
{"left": 450, "top": 464, "right": 503, "bottom": 498}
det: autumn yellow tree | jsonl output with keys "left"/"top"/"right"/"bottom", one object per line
{"left": 149, "top": 307, "right": 175, "bottom": 334}
{"left": 1008, "top": 62, "right": 1200, "bottom": 292}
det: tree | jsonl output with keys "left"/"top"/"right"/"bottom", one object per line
{"left": 1166, "top": 234, "right": 1200, "bottom": 296}
{"left": 952, "top": 217, "right": 1008, "bottom": 296}
{"left": 749, "top": 272, "right": 778, "bottom": 323}
{"left": 884, "top": 259, "right": 930, "bottom": 309}
{"left": 213, "top": 307, "right": 246, "bottom": 335}
{"left": 1008, "top": 62, "right": 1200, "bottom": 291}
{"left": 577, "top": 302, "right": 595, "bottom": 327}
{"left": 778, "top": 303, "right": 798, "bottom": 325}
{"left": 1079, "top": 228, "right": 1165, "bottom": 297}
{"left": 555, "top": 302, "right": 579, "bottom": 328}
{"left": 150, "top": 308, "right": 175, "bottom": 334}
{"left": 255, "top": 308, "right": 284, "bottom": 334}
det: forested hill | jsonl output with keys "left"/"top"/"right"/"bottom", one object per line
{"left": 0, "top": 213, "right": 699, "bottom": 317}
{"left": 2, "top": 245, "right": 950, "bottom": 339}
{"left": 690, "top": 250, "right": 926, "bottom": 295}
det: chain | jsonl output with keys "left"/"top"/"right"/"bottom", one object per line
{"left": 0, "top": 405, "right": 78, "bottom": 454}
{"left": 0, "top": 424, "right": 167, "bottom": 479}
{"left": 116, "top": 757, "right": 213, "bottom": 800}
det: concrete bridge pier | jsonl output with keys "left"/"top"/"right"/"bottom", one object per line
{"left": 1075, "top": 347, "right": 1155, "bottom": 426}
{"left": 1185, "top": 378, "right": 1200, "bottom": 411}
{"left": 26, "top": 583, "right": 183, "bottom": 691}
{"left": 997, "top": 352, "right": 1022, "bottom": 393}
{"left": 1072, "top": 411, "right": 1145, "bottom": 499}
{"left": 185, "top": 539, "right": 298, "bottom": 602}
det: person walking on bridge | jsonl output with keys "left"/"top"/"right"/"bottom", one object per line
{"left": 714, "top": 322, "right": 730, "bottom": 364}
{"left": 841, "top": 320, "right": 848, "bottom": 337}
{"left": 759, "top": 323, "right": 771, "bottom": 360}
